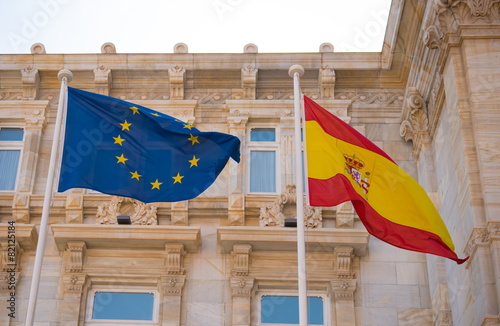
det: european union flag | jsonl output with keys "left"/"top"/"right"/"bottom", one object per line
{"left": 58, "top": 88, "right": 241, "bottom": 203}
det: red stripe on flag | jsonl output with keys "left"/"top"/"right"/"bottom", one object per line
{"left": 308, "top": 175, "right": 468, "bottom": 265}
{"left": 304, "top": 96, "right": 395, "bottom": 164}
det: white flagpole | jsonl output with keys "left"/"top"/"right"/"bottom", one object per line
{"left": 25, "top": 69, "right": 72, "bottom": 326}
{"left": 289, "top": 64, "right": 308, "bottom": 326}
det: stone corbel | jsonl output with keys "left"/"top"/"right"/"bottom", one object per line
{"left": 171, "top": 200, "right": 188, "bottom": 226}
{"left": 400, "top": 88, "right": 430, "bottom": 158}
{"left": 165, "top": 243, "right": 186, "bottom": 275}
{"left": 94, "top": 66, "right": 112, "bottom": 96}
{"left": 65, "top": 195, "right": 84, "bottom": 224}
{"left": 232, "top": 244, "right": 252, "bottom": 276}
{"left": 21, "top": 66, "right": 40, "bottom": 100}
{"left": 12, "top": 194, "right": 30, "bottom": 224}
{"left": 319, "top": 65, "right": 336, "bottom": 100}
{"left": 66, "top": 241, "right": 86, "bottom": 273}
{"left": 241, "top": 64, "right": 257, "bottom": 99}
{"left": 335, "top": 246, "right": 354, "bottom": 279}
{"left": 169, "top": 65, "right": 186, "bottom": 100}
{"left": 161, "top": 275, "right": 186, "bottom": 296}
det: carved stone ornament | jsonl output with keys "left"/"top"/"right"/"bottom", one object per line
{"left": 423, "top": 24, "right": 444, "bottom": 49}
{"left": 101, "top": 42, "right": 116, "bottom": 54}
{"left": 434, "top": 0, "right": 500, "bottom": 35}
{"left": 319, "top": 65, "right": 336, "bottom": 100}
{"left": 96, "top": 196, "right": 158, "bottom": 225}
{"left": 400, "top": 88, "right": 429, "bottom": 143}
{"left": 21, "top": 66, "right": 40, "bottom": 100}
{"left": 161, "top": 275, "right": 186, "bottom": 296}
{"left": 259, "top": 185, "right": 322, "bottom": 228}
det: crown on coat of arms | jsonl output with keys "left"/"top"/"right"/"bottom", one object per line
{"left": 343, "top": 154, "right": 364, "bottom": 170}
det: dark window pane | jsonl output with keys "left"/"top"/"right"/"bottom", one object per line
{"left": 0, "top": 128, "right": 24, "bottom": 141}
{"left": 92, "top": 292, "right": 154, "bottom": 321}
{"left": 251, "top": 128, "right": 275, "bottom": 142}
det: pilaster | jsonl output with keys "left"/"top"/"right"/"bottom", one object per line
{"left": 230, "top": 277, "right": 255, "bottom": 326}
{"left": 161, "top": 275, "right": 186, "bottom": 326}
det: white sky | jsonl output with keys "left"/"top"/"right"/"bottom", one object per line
{"left": 1, "top": 0, "right": 392, "bottom": 54}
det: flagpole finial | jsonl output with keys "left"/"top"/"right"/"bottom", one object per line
{"left": 288, "top": 65, "right": 304, "bottom": 78}
{"left": 58, "top": 69, "right": 73, "bottom": 82}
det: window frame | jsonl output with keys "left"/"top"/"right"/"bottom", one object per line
{"left": 0, "top": 126, "right": 25, "bottom": 192}
{"left": 84, "top": 287, "right": 160, "bottom": 326}
{"left": 255, "top": 290, "right": 330, "bottom": 326}
{"left": 246, "top": 124, "right": 280, "bottom": 195}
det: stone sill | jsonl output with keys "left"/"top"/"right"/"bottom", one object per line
{"left": 0, "top": 223, "right": 38, "bottom": 251}
{"left": 217, "top": 226, "right": 369, "bottom": 256}
{"left": 51, "top": 224, "right": 201, "bottom": 252}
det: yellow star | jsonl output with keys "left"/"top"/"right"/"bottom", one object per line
{"left": 151, "top": 113, "right": 160, "bottom": 117}
{"left": 151, "top": 179, "right": 163, "bottom": 190}
{"left": 183, "top": 124, "right": 193, "bottom": 130}
{"left": 189, "top": 155, "right": 199, "bottom": 167}
{"left": 172, "top": 173, "right": 184, "bottom": 184}
{"left": 113, "top": 134, "right": 125, "bottom": 146}
{"left": 188, "top": 134, "right": 199, "bottom": 145}
{"left": 129, "top": 106, "right": 140, "bottom": 115}
{"left": 130, "top": 171, "right": 142, "bottom": 181}
{"left": 116, "top": 154, "right": 128, "bottom": 164}
{"left": 120, "top": 120, "right": 132, "bottom": 131}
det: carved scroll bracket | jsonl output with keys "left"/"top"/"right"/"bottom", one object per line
{"left": 169, "top": 65, "right": 186, "bottom": 100}
{"left": 165, "top": 243, "right": 186, "bottom": 275}
{"left": 400, "top": 88, "right": 430, "bottom": 158}
{"left": 94, "top": 66, "right": 112, "bottom": 96}
{"left": 96, "top": 196, "right": 158, "bottom": 225}
{"left": 21, "top": 66, "right": 40, "bottom": 100}
{"left": 319, "top": 65, "right": 336, "bottom": 100}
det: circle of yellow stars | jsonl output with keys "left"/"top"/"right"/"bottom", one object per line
{"left": 112, "top": 106, "right": 200, "bottom": 190}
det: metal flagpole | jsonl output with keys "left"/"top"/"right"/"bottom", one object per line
{"left": 289, "top": 64, "right": 308, "bottom": 326}
{"left": 25, "top": 69, "right": 72, "bottom": 326}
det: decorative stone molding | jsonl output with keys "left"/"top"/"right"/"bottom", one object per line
{"left": 230, "top": 277, "right": 255, "bottom": 297}
{"left": 62, "top": 273, "right": 86, "bottom": 295}
{"left": 174, "top": 42, "right": 188, "bottom": 54}
{"left": 101, "top": 42, "right": 116, "bottom": 54}
{"left": 319, "top": 65, "right": 336, "bottom": 100}
{"left": 96, "top": 196, "right": 158, "bottom": 225}
{"left": 243, "top": 43, "right": 258, "bottom": 53}
{"left": 319, "top": 42, "right": 334, "bottom": 53}
{"left": 161, "top": 275, "right": 186, "bottom": 296}
{"left": 435, "top": 0, "right": 500, "bottom": 33}
{"left": 21, "top": 66, "right": 40, "bottom": 100}
{"left": 335, "top": 246, "right": 354, "bottom": 279}
{"left": 65, "top": 241, "right": 86, "bottom": 273}
{"left": 30, "top": 43, "right": 46, "bottom": 54}
{"left": 400, "top": 87, "right": 430, "bottom": 157}
{"left": 232, "top": 244, "right": 252, "bottom": 276}
{"left": 336, "top": 201, "right": 355, "bottom": 228}
{"left": 65, "top": 195, "right": 84, "bottom": 224}
{"left": 463, "top": 221, "right": 500, "bottom": 268}
{"left": 259, "top": 185, "right": 322, "bottom": 228}
{"left": 23, "top": 107, "right": 47, "bottom": 130}
{"left": 12, "top": 194, "right": 30, "bottom": 224}
{"left": 94, "top": 66, "right": 112, "bottom": 96}
{"left": 171, "top": 200, "right": 188, "bottom": 226}
{"left": 165, "top": 243, "right": 186, "bottom": 275}
{"left": 169, "top": 65, "right": 186, "bottom": 100}
{"left": 423, "top": 24, "right": 444, "bottom": 49}
{"left": 335, "top": 89, "right": 404, "bottom": 107}
{"left": 331, "top": 279, "right": 357, "bottom": 300}
{"left": 241, "top": 64, "right": 257, "bottom": 99}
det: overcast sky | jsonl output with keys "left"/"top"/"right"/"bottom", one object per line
{"left": 1, "top": 0, "right": 392, "bottom": 54}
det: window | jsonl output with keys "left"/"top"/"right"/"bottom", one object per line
{"left": 0, "top": 127, "right": 24, "bottom": 191}
{"left": 86, "top": 289, "right": 159, "bottom": 325}
{"left": 248, "top": 127, "right": 279, "bottom": 193}
{"left": 259, "top": 294, "right": 326, "bottom": 325}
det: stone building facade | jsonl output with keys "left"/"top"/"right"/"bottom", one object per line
{"left": 0, "top": 0, "right": 500, "bottom": 325}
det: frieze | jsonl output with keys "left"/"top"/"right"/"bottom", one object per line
{"left": 335, "top": 89, "right": 404, "bottom": 106}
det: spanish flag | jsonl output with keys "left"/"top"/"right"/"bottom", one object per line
{"left": 304, "top": 96, "right": 467, "bottom": 264}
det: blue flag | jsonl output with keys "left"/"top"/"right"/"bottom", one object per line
{"left": 58, "top": 87, "right": 241, "bottom": 203}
